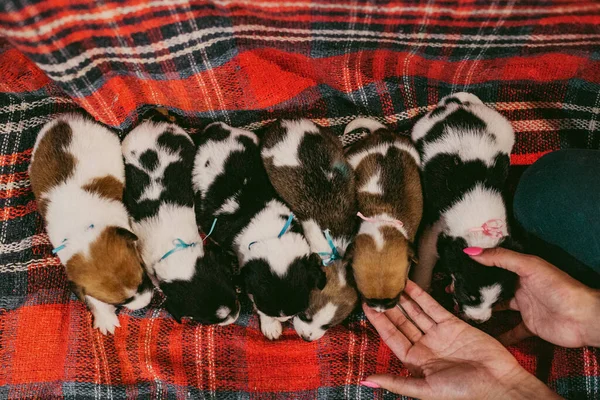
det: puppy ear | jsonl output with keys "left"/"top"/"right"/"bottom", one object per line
{"left": 308, "top": 254, "right": 327, "bottom": 290}
{"left": 315, "top": 267, "right": 327, "bottom": 290}
{"left": 115, "top": 227, "right": 138, "bottom": 242}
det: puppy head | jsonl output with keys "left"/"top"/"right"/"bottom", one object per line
{"left": 162, "top": 249, "right": 240, "bottom": 325}
{"left": 351, "top": 226, "right": 414, "bottom": 312}
{"left": 293, "top": 260, "right": 358, "bottom": 341}
{"left": 438, "top": 234, "right": 517, "bottom": 323}
{"left": 66, "top": 226, "right": 146, "bottom": 305}
{"left": 243, "top": 252, "right": 325, "bottom": 319}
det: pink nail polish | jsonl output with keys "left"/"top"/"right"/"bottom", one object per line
{"left": 360, "top": 381, "right": 380, "bottom": 389}
{"left": 463, "top": 247, "right": 483, "bottom": 256}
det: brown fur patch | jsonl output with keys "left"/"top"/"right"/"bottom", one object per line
{"left": 29, "top": 120, "right": 76, "bottom": 217}
{"left": 305, "top": 261, "right": 358, "bottom": 325}
{"left": 65, "top": 226, "right": 143, "bottom": 305}
{"left": 352, "top": 227, "right": 412, "bottom": 300}
{"left": 83, "top": 175, "right": 123, "bottom": 202}
{"left": 347, "top": 132, "right": 423, "bottom": 240}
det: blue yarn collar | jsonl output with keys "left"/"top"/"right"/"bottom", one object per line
{"left": 52, "top": 224, "right": 95, "bottom": 255}
{"left": 159, "top": 218, "right": 218, "bottom": 262}
{"left": 317, "top": 229, "right": 341, "bottom": 266}
{"left": 248, "top": 213, "right": 294, "bottom": 250}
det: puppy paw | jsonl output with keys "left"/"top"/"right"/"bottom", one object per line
{"left": 93, "top": 311, "right": 121, "bottom": 335}
{"left": 260, "top": 315, "right": 283, "bottom": 340}
{"left": 86, "top": 295, "right": 121, "bottom": 335}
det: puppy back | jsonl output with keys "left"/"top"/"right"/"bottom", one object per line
{"left": 261, "top": 119, "right": 357, "bottom": 239}
{"left": 346, "top": 129, "right": 423, "bottom": 239}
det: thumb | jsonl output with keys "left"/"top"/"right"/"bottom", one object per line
{"left": 468, "top": 247, "right": 531, "bottom": 277}
{"left": 497, "top": 322, "right": 534, "bottom": 346}
{"left": 363, "top": 374, "right": 430, "bottom": 398}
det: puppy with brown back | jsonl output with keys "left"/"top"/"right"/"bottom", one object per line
{"left": 261, "top": 119, "right": 359, "bottom": 341}
{"left": 344, "top": 118, "right": 423, "bottom": 312}
{"left": 29, "top": 114, "right": 152, "bottom": 335}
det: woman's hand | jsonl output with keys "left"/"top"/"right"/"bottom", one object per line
{"left": 469, "top": 247, "right": 600, "bottom": 347}
{"left": 362, "top": 280, "right": 560, "bottom": 400}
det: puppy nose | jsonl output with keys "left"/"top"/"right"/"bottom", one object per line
{"left": 301, "top": 335, "right": 312, "bottom": 342}
{"left": 365, "top": 297, "right": 398, "bottom": 311}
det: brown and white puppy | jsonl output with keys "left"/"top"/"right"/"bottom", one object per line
{"left": 261, "top": 119, "right": 359, "bottom": 341}
{"left": 344, "top": 118, "right": 423, "bottom": 312}
{"left": 29, "top": 114, "right": 152, "bottom": 335}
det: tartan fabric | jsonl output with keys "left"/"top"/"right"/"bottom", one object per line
{"left": 0, "top": 0, "right": 599, "bottom": 398}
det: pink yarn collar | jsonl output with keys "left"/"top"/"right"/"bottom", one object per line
{"left": 357, "top": 212, "right": 405, "bottom": 232}
{"left": 469, "top": 219, "right": 506, "bottom": 238}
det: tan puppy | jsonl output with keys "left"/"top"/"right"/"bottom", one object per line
{"left": 29, "top": 114, "right": 152, "bottom": 335}
{"left": 344, "top": 118, "right": 423, "bottom": 311}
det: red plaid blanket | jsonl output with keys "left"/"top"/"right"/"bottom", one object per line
{"left": 0, "top": 1, "right": 599, "bottom": 398}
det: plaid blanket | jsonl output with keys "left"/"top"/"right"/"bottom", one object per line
{"left": 0, "top": 0, "right": 599, "bottom": 398}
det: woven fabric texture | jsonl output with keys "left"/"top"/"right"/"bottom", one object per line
{"left": 0, "top": 0, "right": 599, "bottom": 399}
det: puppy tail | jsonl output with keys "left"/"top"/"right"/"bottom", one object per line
{"left": 344, "top": 117, "right": 387, "bottom": 135}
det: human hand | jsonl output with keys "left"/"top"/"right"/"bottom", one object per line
{"left": 468, "top": 247, "right": 600, "bottom": 348}
{"left": 361, "top": 280, "right": 560, "bottom": 400}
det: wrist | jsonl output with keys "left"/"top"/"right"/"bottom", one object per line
{"left": 503, "top": 368, "right": 562, "bottom": 400}
{"left": 582, "top": 289, "right": 600, "bottom": 347}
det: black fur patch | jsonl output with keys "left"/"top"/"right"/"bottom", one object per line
{"left": 139, "top": 149, "right": 159, "bottom": 171}
{"left": 161, "top": 250, "right": 239, "bottom": 324}
{"left": 437, "top": 234, "right": 517, "bottom": 313}
{"left": 422, "top": 153, "right": 509, "bottom": 224}
{"left": 242, "top": 253, "right": 325, "bottom": 317}
{"left": 416, "top": 108, "right": 488, "bottom": 151}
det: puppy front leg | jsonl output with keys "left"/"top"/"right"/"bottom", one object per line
{"left": 258, "top": 310, "right": 283, "bottom": 340}
{"left": 411, "top": 221, "right": 443, "bottom": 292}
{"left": 85, "top": 295, "right": 121, "bottom": 335}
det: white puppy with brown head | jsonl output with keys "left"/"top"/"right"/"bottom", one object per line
{"left": 344, "top": 118, "right": 423, "bottom": 312}
{"left": 29, "top": 114, "right": 152, "bottom": 335}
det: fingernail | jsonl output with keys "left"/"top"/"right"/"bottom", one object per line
{"left": 463, "top": 247, "right": 483, "bottom": 256}
{"left": 360, "top": 381, "right": 380, "bottom": 389}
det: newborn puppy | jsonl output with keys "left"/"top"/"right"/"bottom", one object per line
{"left": 344, "top": 118, "right": 423, "bottom": 312}
{"left": 411, "top": 92, "right": 517, "bottom": 323}
{"left": 29, "top": 113, "right": 152, "bottom": 335}
{"left": 122, "top": 120, "right": 239, "bottom": 326}
{"left": 193, "top": 122, "right": 325, "bottom": 340}
{"left": 261, "top": 119, "right": 359, "bottom": 341}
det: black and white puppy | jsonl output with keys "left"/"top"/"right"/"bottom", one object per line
{"left": 410, "top": 92, "right": 517, "bottom": 323}
{"left": 261, "top": 119, "right": 359, "bottom": 341}
{"left": 122, "top": 120, "right": 239, "bottom": 325}
{"left": 193, "top": 122, "right": 325, "bottom": 340}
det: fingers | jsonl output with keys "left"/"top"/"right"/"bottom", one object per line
{"left": 385, "top": 305, "right": 423, "bottom": 343}
{"left": 363, "top": 374, "right": 430, "bottom": 398}
{"left": 399, "top": 293, "right": 436, "bottom": 333}
{"left": 363, "top": 303, "right": 412, "bottom": 359}
{"left": 468, "top": 247, "right": 534, "bottom": 277}
{"left": 405, "top": 280, "right": 454, "bottom": 323}
{"left": 497, "top": 322, "right": 533, "bottom": 346}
